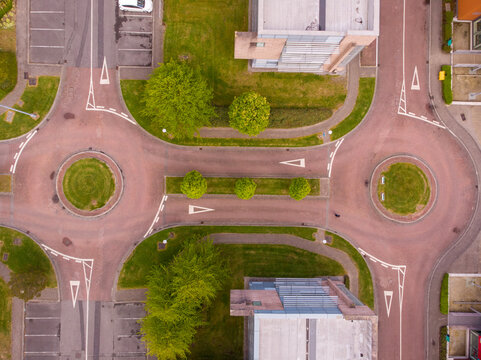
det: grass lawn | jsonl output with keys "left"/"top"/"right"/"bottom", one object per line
{"left": 0, "top": 227, "right": 56, "bottom": 288}
{"left": 378, "top": 162, "right": 430, "bottom": 215}
{"left": 0, "top": 50, "right": 16, "bottom": 101}
{"left": 62, "top": 158, "right": 115, "bottom": 211}
{"left": 166, "top": 177, "right": 320, "bottom": 196}
{"left": 325, "top": 231, "right": 374, "bottom": 309}
{"left": 0, "top": 76, "right": 59, "bottom": 140}
{"left": 118, "top": 226, "right": 319, "bottom": 288}
{"left": 163, "top": 0, "right": 346, "bottom": 109}
{"left": 0, "top": 279, "right": 10, "bottom": 360}
{"left": 190, "top": 244, "right": 345, "bottom": 359}
{"left": 0, "top": 175, "right": 10, "bottom": 192}
{"left": 120, "top": 80, "right": 324, "bottom": 147}
{"left": 330, "top": 77, "right": 375, "bottom": 140}
{"left": 440, "top": 273, "right": 449, "bottom": 314}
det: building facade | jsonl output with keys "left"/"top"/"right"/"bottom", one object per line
{"left": 234, "top": 0, "right": 380, "bottom": 74}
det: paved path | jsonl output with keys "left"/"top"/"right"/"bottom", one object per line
{"left": 197, "top": 60, "right": 360, "bottom": 139}
{"left": 209, "top": 233, "right": 359, "bottom": 297}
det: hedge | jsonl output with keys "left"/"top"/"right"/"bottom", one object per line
{"left": 441, "top": 65, "right": 452, "bottom": 105}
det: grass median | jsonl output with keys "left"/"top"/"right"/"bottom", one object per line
{"left": 120, "top": 80, "right": 324, "bottom": 147}
{"left": 0, "top": 278, "right": 10, "bottom": 360}
{"left": 0, "top": 175, "right": 10, "bottom": 192}
{"left": 166, "top": 176, "right": 320, "bottom": 196}
{"left": 330, "top": 77, "right": 375, "bottom": 140}
{"left": 325, "top": 231, "right": 374, "bottom": 309}
{"left": 0, "top": 76, "right": 59, "bottom": 140}
{"left": 119, "top": 226, "right": 320, "bottom": 288}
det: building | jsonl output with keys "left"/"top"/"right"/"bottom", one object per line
{"left": 234, "top": 0, "right": 380, "bottom": 74}
{"left": 230, "top": 278, "right": 378, "bottom": 360}
{"left": 457, "top": 0, "right": 481, "bottom": 50}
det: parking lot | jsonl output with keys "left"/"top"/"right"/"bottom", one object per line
{"left": 22, "top": 301, "right": 147, "bottom": 359}
{"left": 116, "top": 11, "right": 153, "bottom": 67}
{"left": 29, "top": 0, "right": 65, "bottom": 64}
{"left": 112, "top": 302, "right": 147, "bottom": 357}
{"left": 24, "top": 302, "right": 61, "bottom": 360}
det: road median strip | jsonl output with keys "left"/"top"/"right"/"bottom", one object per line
{"left": 166, "top": 176, "right": 321, "bottom": 196}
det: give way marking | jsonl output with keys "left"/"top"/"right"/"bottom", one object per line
{"left": 279, "top": 158, "right": 305, "bottom": 168}
{"left": 70, "top": 280, "right": 80, "bottom": 308}
{"left": 411, "top": 66, "right": 420, "bottom": 91}
{"left": 384, "top": 290, "right": 393, "bottom": 317}
{"left": 189, "top": 205, "right": 215, "bottom": 215}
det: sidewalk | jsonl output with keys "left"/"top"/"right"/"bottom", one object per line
{"left": 209, "top": 232, "right": 360, "bottom": 297}
{"left": 198, "top": 58, "right": 361, "bottom": 140}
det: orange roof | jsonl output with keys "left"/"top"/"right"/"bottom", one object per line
{"left": 458, "top": 0, "right": 481, "bottom": 21}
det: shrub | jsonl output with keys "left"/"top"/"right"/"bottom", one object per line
{"left": 440, "top": 273, "right": 449, "bottom": 314}
{"left": 142, "top": 61, "right": 215, "bottom": 139}
{"left": 235, "top": 178, "right": 257, "bottom": 199}
{"left": 228, "top": 91, "right": 270, "bottom": 136}
{"left": 439, "top": 326, "right": 447, "bottom": 359}
{"left": 289, "top": 177, "right": 311, "bottom": 200}
{"left": 441, "top": 65, "right": 452, "bottom": 105}
{"left": 180, "top": 170, "right": 207, "bottom": 199}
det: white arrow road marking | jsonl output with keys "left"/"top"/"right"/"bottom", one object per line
{"left": 100, "top": 57, "right": 110, "bottom": 85}
{"left": 279, "top": 158, "right": 305, "bottom": 168}
{"left": 384, "top": 290, "right": 393, "bottom": 317}
{"left": 411, "top": 66, "right": 420, "bottom": 91}
{"left": 70, "top": 280, "right": 80, "bottom": 308}
{"left": 189, "top": 205, "right": 215, "bottom": 215}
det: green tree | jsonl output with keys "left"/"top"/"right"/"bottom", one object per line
{"left": 142, "top": 60, "right": 215, "bottom": 138}
{"left": 289, "top": 177, "right": 311, "bottom": 200}
{"left": 235, "top": 177, "right": 257, "bottom": 199}
{"left": 180, "top": 170, "right": 207, "bottom": 199}
{"left": 228, "top": 91, "right": 270, "bottom": 136}
{"left": 140, "top": 238, "right": 228, "bottom": 360}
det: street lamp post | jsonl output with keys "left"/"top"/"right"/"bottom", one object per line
{"left": 0, "top": 104, "right": 39, "bottom": 119}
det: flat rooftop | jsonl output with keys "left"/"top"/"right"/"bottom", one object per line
{"left": 257, "top": 317, "right": 372, "bottom": 360}
{"left": 260, "top": 0, "right": 370, "bottom": 33}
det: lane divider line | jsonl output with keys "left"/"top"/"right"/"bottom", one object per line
{"left": 144, "top": 195, "right": 167, "bottom": 238}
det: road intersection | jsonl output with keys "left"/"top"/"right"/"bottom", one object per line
{"left": 1, "top": 0, "right": 481, "bottom": 358}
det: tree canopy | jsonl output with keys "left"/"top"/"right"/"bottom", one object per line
{"left": 289, "top": 177, "right": 311, "bottom": 200}
{"left": 234, "top": 177, "right": 257, "bottom": 199}
{"left": 228, "top": 91, "right": 270, "bottom": 136}
{"left": 180, "top": 170, "right": 207, "bottom": 199}
{"left": 140, "top": 238, "right": 228, "bottom": 360}
{"left": 142, "top": 60, "right": 215, "bottom": 138}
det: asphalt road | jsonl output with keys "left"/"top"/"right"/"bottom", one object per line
{"left": 1, "top": 0, "right": 481, "bottom": 358}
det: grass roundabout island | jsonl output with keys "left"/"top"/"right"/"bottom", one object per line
{"left": 370, "top": 155, "right": 437, "bottom": 223}
{"left": 63, "top": 158, "right": 115, "bottom": 211}
{"left": 56, "top": 151, "right": 124, "bottom": 217}
{"left": 377, "top": 163, "right": 430, "bottom": 215}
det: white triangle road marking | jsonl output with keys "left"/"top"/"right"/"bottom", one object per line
{"left": 279, "top": 158, "right": 305, "bottom": 168}
{"left": 411, "top": 66, "right": 420, "bottom": 91}
{"left": 70, "top": 280, "right": 80, "bottom": 309}
{"left": 100, "top": 56, "right": 110, "bottom": 85}
{"left": 384, "top": 290, "right": 393, "bottom": 317}
{"left": 188, "top": 205, "right": 215, "bottom": 215}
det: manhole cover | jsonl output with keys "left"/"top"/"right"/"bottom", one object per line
{"left": 2, "top": 253, "right": 9, "bottom": 261}
{"left": 62, "top": 237, "right": 72, "bottom": 246}
{"left": 52, "top": 194, "right": 59, "bottom": 203}
{"left": 50, "top": 171, "right": 55, "bottom": 180}
{"left": 64, "top": 113, "right": 75, "bottom": 119}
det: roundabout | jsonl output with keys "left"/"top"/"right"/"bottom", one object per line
{"left": 370, "top": 155, "right": 437, "bottom": 223}
{"left": 55, "top": 150, "right": 124, "bottom": 217}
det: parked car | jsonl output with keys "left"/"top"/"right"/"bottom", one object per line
{"left": 119, "top": 0, "right": 152, "bottom": 13}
